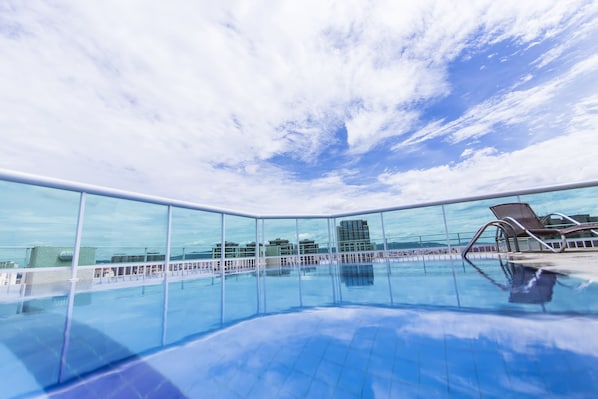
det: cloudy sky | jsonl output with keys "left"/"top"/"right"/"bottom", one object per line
{"left": 1, "top": 0, "right": 597, "bottom": 215}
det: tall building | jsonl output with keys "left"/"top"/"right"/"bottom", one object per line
{"left": 337, "top": 220, "right": 375, "bottom": 252}
{"left": 337, "top": 220, "right": 375, "bottom": 263}
{"left": 265, "top": 238, "right": 295, "bottom": 256}
{"left": 265, "top": 238, "right": 295, "bottom": 266}
{"left": 240, "top": 242, "right": 257, "bottom": 258}
{"left": 212, "top": 242, "right": 240, "bottom": 259}
{"left": 212, "top": 242, "right": 259, "bottom": 258}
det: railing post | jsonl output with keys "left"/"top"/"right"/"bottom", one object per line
{"left": 296, "top": 218, "right": 303, "bottom": 307}
{"left": 161, "top": 205, "right": 172, "bottom": 345}
{"left": 255, "top": 218, "right": 260, "bottom": 313}
{"left": 58, "top": 191, "right": 86, "bottom": 383}
{"left": 220, "top": 213, "right": 226, "bottom": 325}
{"left": 381, "top": 212, "right": 393, "bottom": 305}
{"left": 332, "top": 217, "right": 342, "bottom": 303}
{"left": 327, "top": 217, "right": 336, "bottom": 303}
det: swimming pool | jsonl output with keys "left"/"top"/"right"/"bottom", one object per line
{"left": 1, "top": 258, "right": 597, "bottom": 398}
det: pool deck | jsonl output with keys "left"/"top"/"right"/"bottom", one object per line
{"left": 504, "top": 249, "right": 598, "bottom": 281}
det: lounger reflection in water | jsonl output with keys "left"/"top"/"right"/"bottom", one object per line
{"left": 464, "top": 258, "right": 558, "bottom": 309}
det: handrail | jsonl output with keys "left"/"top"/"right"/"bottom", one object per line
{"left": 3, "top": 168, "right": 598, "bottom": 219}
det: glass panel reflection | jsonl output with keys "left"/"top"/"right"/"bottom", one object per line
{"left": 443, "top": 196, "right": 518, "bottom": 252}
{"left": 383, "top": 206, "right": 447, "bottom": 257}
{"left": 170, "top": 208, "right": 221, "bottom": 262}
{"left": 0, "top": 181, "right": 80, "bottom": 268}
{"left": 521, "top": 186, "right": 598, "bottom": 222}
{"left": 0, "top": 181, "right": 80, "bottom": 299}
{"left": 79, "top": 195, "right": 168, "bottom": 281}
{"left": 297, "top": 218, "right": 335, "bottom": 307}
{"left": 223, "top": 215, "right": 257, "bottom": 322}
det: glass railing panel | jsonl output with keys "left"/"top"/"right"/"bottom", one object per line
{"left": 443, "top": 196, "right": 519, "bottom": 248}
{"left": 78, "top": 195, "right": 168, "bottom": 275}
{"left": 520, "top": 186, "right": 598, "bottom": 223}
{"left": 382, "top": 232, "right": 451, "bottom": 258}
{"left": 220, "top": 214, "right": 257, "bottom": 271}
{"left": 64, "top": 283, "right": 164, "bottom": 381}
{"left": 296, "top": 217, "right": 330, "bottom": 254}
{"left": 382, "top": 206, "right": 447, "bottom": 256}
{"left": 170, "top": 207, "right": 221, "bottom": 262}
{"left": 0, "top": 182, "right": 80, "bottom": 396}
{"left": 0, "top": 180, "right": 80, "bottom": 268}
{"left": 263, "top": 218, "right": 297, "bottom": 256}
{"left": 166, "top": 277, "right": 221, "bottom": 344}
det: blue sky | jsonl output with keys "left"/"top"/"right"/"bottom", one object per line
{"left": 1, "top": 0, "right": 597, "bottom": 215}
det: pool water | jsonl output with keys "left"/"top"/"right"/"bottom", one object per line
{"left": 1, "top": 259, "right": 597, "bottom": 398}
{"left": 40, "top": 306, "right": 598, "bottom": 399}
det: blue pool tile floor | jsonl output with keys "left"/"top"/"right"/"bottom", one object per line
{"left": 33, "top": 306, "right": 598, "bottom": 399}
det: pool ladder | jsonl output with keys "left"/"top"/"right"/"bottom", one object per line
{"left": 461, "top": 220, "right": 520, "bottom": 258}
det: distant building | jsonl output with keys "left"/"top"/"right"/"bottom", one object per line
{"left": 240, "top": 242, "right": 258, "bottom": 258}
{"left": 212, "top": 241, "right": 258, "bottom": 258}
{"left": 23, "top": 246, "right": 96, "bottom": 298}
{"left": 264, "top": 238, "right": 320, "bottom": 266}
{"left": 265, "top": 238, "right": 295, "bottom": 266}
{"left": 336, "top": 220, "right": 375, "bottom": 262}
{"left": 265, "top": 238, "right": 295, "bottom": 257}
{"left": 28, "top": 246, "right": 96, "bottom": 268}
{"left": 110, "top": 252, "right": 165, "bottom": 263}
{"left": 299, "top": 239, "right": 319, "bottom": 265}
{"left": 212, "top": 241, "right": 240, "bottom": 259}
{"left": 337, "top": 220, "right": 375, "bottom": 252}
{"left": 211, "top": 241, "right": 259, "bottom": 272}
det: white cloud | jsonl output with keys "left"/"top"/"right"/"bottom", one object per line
{"left": 379, "top": 108, "right": 598, "bottom": 205}
{"left": 0, "top": 0, "right": 597, "bottom": 215}
{"left": 395, "top": 53, "right": 598, "bottom": 149}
